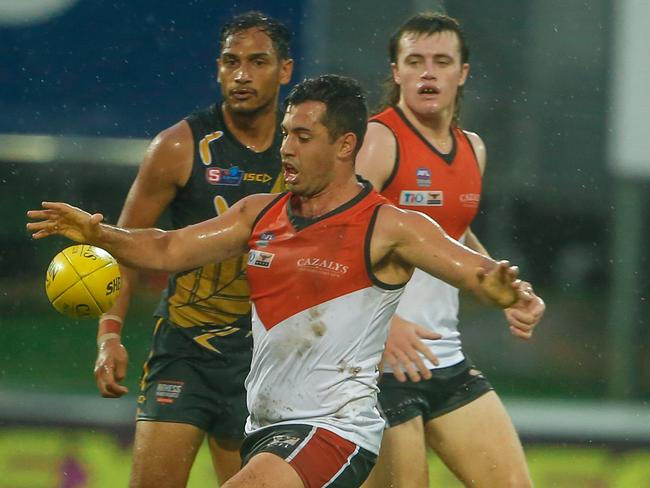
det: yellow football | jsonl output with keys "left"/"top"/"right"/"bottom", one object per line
{"left": 45, "top": 245, "right": 121, "bottom": 319}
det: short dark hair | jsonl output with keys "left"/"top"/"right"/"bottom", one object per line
{"left": 285, "top": 75, "right": 368, "bottom": 155}
{"left": 381, "top": 13, "right": 470, "bottom": 125}
{"left": 220, "top": 11, "right": 292, "bottom": 60}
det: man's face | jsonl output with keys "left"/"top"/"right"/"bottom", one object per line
{"left": 392, "top": 31, "right": 469, "bottom": 117}
{"left": 217, "top": 27, "right": 292, "bottom": 114}
{"left": 280, "top": 101, "right": 339, "bottom": 196}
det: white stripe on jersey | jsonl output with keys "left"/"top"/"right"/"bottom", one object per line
{"left": 245, "top": 285, "right": 403, "bottom": 454}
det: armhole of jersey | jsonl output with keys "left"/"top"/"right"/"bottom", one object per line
{"left": 460, "top": 129, "right": 482, "bottom": 175}
{"left": 364, "top": 205, "right": 407, "bottom": 290}
{"left": 369, "top": 120, "right": 400, "bottom": 192}
{"left": 251, "top": 192, "right": 288, "bottom": 230}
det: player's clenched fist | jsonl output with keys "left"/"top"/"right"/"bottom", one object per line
{"left": 505, "top": 281, "right": 545, "bottom": 340}
{"left": 27, "top": 201, "right": 105, "bottom": 244}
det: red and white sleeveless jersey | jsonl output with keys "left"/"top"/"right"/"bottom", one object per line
{"left": 244, "top": 182, "right": 404, "bottom": 454}
{"left": 370, "top": 106, "right": 483, "bottom": 368}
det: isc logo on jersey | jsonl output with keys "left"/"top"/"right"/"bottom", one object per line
{"left": 399, "top": 190, "right": 443, "bottom": 206}
{"left": 248, "top": 250, "right": 275, "bottom": 268}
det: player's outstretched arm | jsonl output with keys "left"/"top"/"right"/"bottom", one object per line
{"left": 372, "top": 205, "right": 520, "bottom": 308}
{"left": 94, "top": 121, "right": 194, "bottom": 398}
{"left": 27, "top": 193, "right": 274, "bottom": 274}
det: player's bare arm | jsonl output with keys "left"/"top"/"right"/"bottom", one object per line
{"left": 27, "top": 193, "right": 275, "bottom": 273}
{"left": 371, "top": 204, "right": 519, "bottom": 308}
{"left": 355, "top": 122, "right": 397, "bottom": 190}
{"left": 94, "top": 120, "right": 195, "bottom": 398}
{"left": 357, "top": 122, "right": 444, "bottom": 381}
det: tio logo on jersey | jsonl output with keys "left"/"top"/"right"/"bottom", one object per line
{"left": 248, "top": 250, "right": 275, "bottom": 268}
{"left": 399, "top": 190, "right": 443, "bottom": 206}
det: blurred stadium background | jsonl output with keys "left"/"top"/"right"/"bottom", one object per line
{"left": 2, "top": 0, "right": 650, "bottom": 486}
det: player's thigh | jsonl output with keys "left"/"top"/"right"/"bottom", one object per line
{"left": 222, "top": 452, "right": 303, "bottom": 488}
{"left": 130, "top": 420, "right": 205, "bottom": 488}
{"left": 208, "top": 436, "right": 243, "bottom": 485}
{"left": 362, "top": 416, "right": 429, "bottom": 488}
{"left": 425, "top": 391, "right": 532, "bottom": 487}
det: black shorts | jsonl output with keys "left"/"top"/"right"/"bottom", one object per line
{"left": 377, "top": 358, "right": 493, "bottom": 427}
{"left": 136, "top": 317, "right": 252, "bottom": 441}
{"left": 241, "top": 424, "right": 377, "bottom": 488}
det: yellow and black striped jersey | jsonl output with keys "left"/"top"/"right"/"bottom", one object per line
{"left": 154, "top": 103, "right": 285, "bottom": 351}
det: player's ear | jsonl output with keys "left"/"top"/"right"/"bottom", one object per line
{"left": 337, "top": 132, "right": 357, "bottom": 160}
{"left": 391, "top": 62, "right": 401, "bottom": 85}
{"left": 459, "top": 62, "right": 470, "bottom": 87}
{"left": 279, "top": 58, "right": 293, "bottom": 85}
{"left": 215, "top": 58, "right": 221, "bottom": 84}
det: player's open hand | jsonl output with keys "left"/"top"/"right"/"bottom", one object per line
{"left": 477, "top": 260, "right": 519, "bottom": 308}
{"left": 505, "top": 281, "right": 545, "bottom": 340}
{"left": 381, "top": 315, "right": 441, "bottom": 383}
{"left": 94, "top": 338, "right": 129, "bottom": 398}
{"left": 26, "top": 201, "right": 104, "bottom": 243}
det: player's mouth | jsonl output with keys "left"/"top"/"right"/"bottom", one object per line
{"left": 231, "top": 88, "right": 256, "bottom": 100}
{"left": 417, "top": 84, "right": 441, "bottom": 97}
{"left": 283, "top": 162, "right": 298, "bottom": 184}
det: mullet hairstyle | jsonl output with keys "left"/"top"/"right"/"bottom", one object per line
{"left": 220, "top": 11, "right": 292, "bottom": 60}
{"left": 285, "top": 75, "right": 368, "bottom": 156}
{"left": 379, "top": 12, "right": 470, "bottom": 126}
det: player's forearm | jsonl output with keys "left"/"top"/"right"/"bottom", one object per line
{"left": 93, "top": 224, "right": 184, "bottom": 273}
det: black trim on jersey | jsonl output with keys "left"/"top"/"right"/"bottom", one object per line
{"left": 393, "top": 105, "right": 457, "bottom": 165}
{"left": 364, "top": 205, "right": 408, "bottom": 291}
{"left": 251, "top": 193, "right": 288, "bottom": 231}
{"left": 366, "top": 120, "right": 401, "bottom": 192}
{"left": 286, "top": 178, "right": 374, "bottom": 232}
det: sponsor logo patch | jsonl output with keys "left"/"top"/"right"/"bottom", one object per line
{"left": 243, "top": 172, "right": 273, "bottom": 183}
{"left": 205, "top": 166, "right": 244, "bottom": 186}
{"left": 155, "top": 381, "right": 184, "bottom": 404}
{"left": 415, "top": 167, "right": 431, "bottom": 187}
{"left": 255, "top": 231, "right": 275, "bottom": 248}
{"left": 269, "top": 434, "right": 302, "bottom": 449}
{"left": 459, "top": 193, "right": 480, "bottom": 207}
{"left": 399, "top": 190, "right": 443, "bottom": 206}
{"left": 297, "top": 257, "right": 349, "bottom": 276}
{"left": 248, "top": 250, "right": 275, "bottom": 268}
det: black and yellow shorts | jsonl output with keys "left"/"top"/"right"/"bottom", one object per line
{"left": 377, "top": 358, "right": 494, "bottom": 427}
{"left": 136, "top": 317, "right": 252, "bottom": 441}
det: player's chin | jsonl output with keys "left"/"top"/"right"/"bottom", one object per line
{"left": 227, "top": 98, "right": 263, "bottom": 114}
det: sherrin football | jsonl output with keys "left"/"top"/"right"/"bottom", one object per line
{"left": 45, "top": 245, "right": 121, "bottom": 319}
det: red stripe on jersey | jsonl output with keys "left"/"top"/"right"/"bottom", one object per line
{"left": 371, "top": 106, "right": 482, "bottom": 240}
{"left": 288, "top": 427, "right": 358, "bottom": 488}
{"left": 247, "top": 184, "right": 386, "bottom": 330}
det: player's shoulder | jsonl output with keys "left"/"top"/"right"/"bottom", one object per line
{"left": 460, "top": 129, "right": 486, "bottom": 172}
{"left": 147, "top": 120, "right": 194, "bottom": 160}
{"left": 236, "top": 192, "right": 284, "bottom": 219}
{"left": 366, "top": 120, "right": 397, "bottom": 141}
{"left": 375, "top": 203, "right": 432, "bottom": 232}
{"left": 461, "top": 129, "right": 484, "bottom": 148}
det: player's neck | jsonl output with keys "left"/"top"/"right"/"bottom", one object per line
{"left": 293, "top": 174, "right": 362, "bottom": 219}
{"left": 398, "top": 101, "right": 455, "bottom": 153}
{"left": 222, "top": 102, "right": 278, "bottom": 153}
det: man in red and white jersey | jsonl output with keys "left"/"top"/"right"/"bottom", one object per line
{"left": 357, "top": 13, "right": 545, "bottom": 488}
{"left": 28, "top": 74, "right": 541, "bottom": 488}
